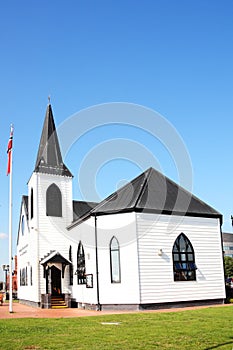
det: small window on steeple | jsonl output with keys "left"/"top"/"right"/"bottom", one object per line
{"left": 46, "top": 183, "right": 62, "bottom": 217}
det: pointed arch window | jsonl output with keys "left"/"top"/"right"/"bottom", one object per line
{"left": 46, "top": 184, "right": 62, "bottom": 217}
{"left": 21, "top": 215, "right": 25, "bottom": 236}
{"left": 110, "top": 237, "right": 121, "bottom": 283}
{"left": 77, "top": 242, "right": 86, "bottom": 285}
{"left": 172, "top": 233, "right": 197, "bottom": 281}
{"left": 25, "top": 266, "right": 28, "bottom": 286}
{"left": 30, "top": 266, "right": 33, "bottom": 286}
{"left": 69, "top": 245, "right": 73, "bottom": 285}
{"left": 30, "top": 188, "right": 34, "bottom": 219}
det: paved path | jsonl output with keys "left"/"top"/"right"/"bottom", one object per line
{"left": 0, "top": 302, "right": 232, "bottom": 319}
{"left": 0, "top": 303, "right": 108, "bottom": 319}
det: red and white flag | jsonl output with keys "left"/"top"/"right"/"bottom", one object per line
{"left": 7, "top": 125, "right": 14, "bottom": 175}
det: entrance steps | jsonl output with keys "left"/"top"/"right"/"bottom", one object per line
{"left": 51, "top": 296, "right": 68, "bottom": 309}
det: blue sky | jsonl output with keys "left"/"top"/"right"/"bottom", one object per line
{"left": 0, "top": 0, "right": 233, "bottom": 280}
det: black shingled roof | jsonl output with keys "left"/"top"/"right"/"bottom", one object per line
{"left": 22, "top": 195, "right": 29, "bottom": 220}
{"left": 222, "top": 232, "right": 233, "bottom": 243}
{"left": 73, "top": 200, "right": 98, "bottom": 221}
{"left": 90, "top": 167, "right": 222, "bottom": 221}
{"left": 17, "top": 195, "right": 29, "bottom": 245}
{"left": 34, "top": 104, "right": 72, "bottom": 177}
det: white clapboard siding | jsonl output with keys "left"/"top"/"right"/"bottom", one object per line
{"left": 69, "top": 213, "right": 141, "bottom": 305}
{"left": 17, "top": 201, "right": 40, "bottom": 302}
{"left": 17, "top": 172, "right": 74, "bottom": 302}
{"left": 69, "top": 216, "right": 98, "bottom": 305}
{"left": 136, "top": 213, "right": 225, "bottom": 304}
{"left": 95, "top": 212, "right": 140, "bottom": 305}
{"left": 36, "top": 174, "right": 74, "bottom": 297}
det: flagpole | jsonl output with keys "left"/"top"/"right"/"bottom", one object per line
{"left": 8, "top": 129, "right": 13, "bottom": 313}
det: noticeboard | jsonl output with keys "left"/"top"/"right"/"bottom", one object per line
{"left": 86, "top": 274, "right": 93, "bottom": 288}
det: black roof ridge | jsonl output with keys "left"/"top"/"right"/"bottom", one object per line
{"left": 133, "top": 167, "right": 153, "bottom": 209}
{"left": 159, "top": 169, "right": 222, "bottom": 216}
{"left": 67, "top": 166, "right": 222, "bottom": 229}
{"left": 93, "top": 166, "right": 221, "bottom": 216}
{"left": 73, "top": 199, "right": 98, "bottom": 205}
{"left": 91, "top": 168, "right": 150, "bottom": 213}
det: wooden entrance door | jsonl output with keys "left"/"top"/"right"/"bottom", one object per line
{"left": 51, "top": 266, "right": 62, "bottom": 295}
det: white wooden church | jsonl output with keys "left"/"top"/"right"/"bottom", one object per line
{"left": 17, "top": 104, "right": 226, "bottom": 309}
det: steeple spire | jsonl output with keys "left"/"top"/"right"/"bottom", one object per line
{"left": 34, "top": 103, "right": 72, "bottom": 177}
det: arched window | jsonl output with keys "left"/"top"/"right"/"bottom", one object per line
{"left": 172, "top": 233, "right": 197, "bottom": 281}
{"left": 46, "top": 184, "right": 62, "bottom": 217}
{"left": 25, "top": 267, "right": 28, "bottom": 286}
{"left": 30, "top": 188, "right": 34, "bottom": 219}
{"left": 30, "top": 266, "right": 33, "bottom": 286}
{"left": 77, "top": 242, "right": 86, "bottom": 285}
{"left": 69, "top": 246, "right": 73, "bottom": 285}
{"left": 110, "top": 236, "right": 121, "bottom": 283}
{"left": 21, "top": 215, "right": 25, "bottom": 236}
{"left": 21, "top": 267, "right": 26, "bottom": 286}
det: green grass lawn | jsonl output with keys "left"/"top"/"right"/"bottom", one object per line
{"left": 0, "top": 307, "right": 232, "bottom": 350}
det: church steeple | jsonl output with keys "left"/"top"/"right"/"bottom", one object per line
{"left": 34, "top": 103, "right": 72, "bottom": 177}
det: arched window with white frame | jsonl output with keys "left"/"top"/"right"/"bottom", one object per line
{"left": 110, "top": 236, "right": 121, "bottom": 283}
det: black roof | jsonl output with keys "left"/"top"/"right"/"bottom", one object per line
{"left": 222, "top": 232, "right": 233, "bottom": 243}
{"left": 40, "top": 251, "right": 71, "bottom": 265}
{"left": 34, "top": 104, "right": 72, "bottom": 177}
{"left": 90, "top": 167, "right": 222, "bottom": 220}
{"left": 73, "top": 200, "right": 98, "bottom": 221}
{"left": 22, "top": 195, "right": 29, "bottom": 220}
{"left": 17, "top": 195, "right": 29, "bottom": 245}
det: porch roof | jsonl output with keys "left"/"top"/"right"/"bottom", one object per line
{"left": 40, "top": 251, "right": 71, "bottom": 266}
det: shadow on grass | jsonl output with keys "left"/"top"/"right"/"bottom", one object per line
{"left": 204, "top": 339, "right": 233, "bottom": 349}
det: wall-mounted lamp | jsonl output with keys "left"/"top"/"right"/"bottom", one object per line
{"left": 158, "top": 249, "right": 163, "bottom": 256}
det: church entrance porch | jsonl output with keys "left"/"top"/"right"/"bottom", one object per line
{"left": 40, "top": 251, "right": 72, "bottom": 309}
